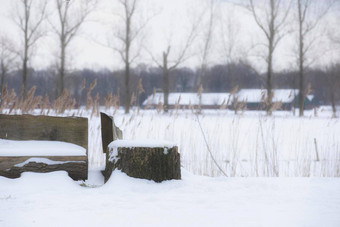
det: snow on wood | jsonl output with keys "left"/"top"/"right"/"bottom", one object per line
{"left": 109, "top": 139, "right": 177, "bottom": 149}
{"left": 14, "top": 158, "right": 86, "bottom": 167}
{"left": 0, "top": 139, "right": 86, "bottom": 157}
{"left": 108, "top": 139, "right": 177, "bottom": 164}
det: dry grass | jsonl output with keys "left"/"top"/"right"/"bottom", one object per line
{"left": 107, "top": 109, "right": 340, "bottom": 177}
{"left": 0, "top": 84, "right": 339, "bottom": 177}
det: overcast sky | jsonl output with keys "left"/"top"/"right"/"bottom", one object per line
{"left": 0, "top": 0, "right": 338, "bottom": 73}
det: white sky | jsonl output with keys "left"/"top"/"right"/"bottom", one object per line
{"left": 0, "top": 0, "right": 339, "bottom": 73}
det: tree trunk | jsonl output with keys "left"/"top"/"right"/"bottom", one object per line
{"left": 163, "top": 52, "right": 169, "bottom": 113}
{"left": 23, "top": 2, "right": 29, "bottom": 100}
{"left": 58, "top": 42, "right": 66, "bottom": 98}
{"left": 124, "top": 9, "right": 131, "bottom": 114}
{"left": 124, "top": 60, "right": 130, "bottom": 114}
{"left": 330, "top": 74, "right": 337, "bottom": 118}
{"left": 0, "top": 69, "right": 4, "bottom": 106}
{"left": 266, "top": 3, "right": 275, "bottom": 116}
{"left": 298, "top": 0, "right": 305, "bottom": 117}
{"left": 266, "top": 46, "right": 273, "bottom": 115}
{"left": 23, "top": 54, "right": 28, "bottom": 100}
{"left": 104, "top": 146, "right": 181, "bottom": 183}
{"left": 0, "top": 61, "right": 5, "bottom": 93}
{"left": 0, "top": 66, "right": 5, "bottom": 105}
{"left": 298, "top": 62, "right": 304, "bottom": 117}
{"left": 331, "top": 91, "right": 336, "bottom": 118}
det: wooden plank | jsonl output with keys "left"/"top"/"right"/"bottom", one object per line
{"left": 0, "top": 162, "right": 88, "bottom": 181}
{"left": 100, "top": 112, "right": 122, "bottom": 154}
{"left": 100, "top": 112, "right": 114, "bottom": 154}
{"left": 0, "top": 114, "right": 88, "bottom": 154}
{"left": 0, "top": 156, "right": 87, "bottom": 171}
{"left": 0, "top": 155, "right": 88, "bottom": 180}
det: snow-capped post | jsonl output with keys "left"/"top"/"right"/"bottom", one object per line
{"left": 104, "top": 140, "right": 181, "bottom": 183}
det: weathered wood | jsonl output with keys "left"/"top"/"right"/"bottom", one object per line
{"left": 0, "top": 156, "right": 87, "bottom": 171}
{"left": 0, "top": 114, "right": 88, "bottom": 152}
{"left": 100, "top": 112, "right": 123, "bottom": 178}
{"left": 0, "top": 160, "right": 87, "bottom": 181}
{"left": 100, "top": 112, "right": 122, "bottom": 154}
{"left": 100, "top": 112, "right": 114, "bottom": 154}
{"left": 104, "top": 146, "right": 181, "bottom": 183}
{"left": 0, "top": 114, "right": 88, "bottom": 180}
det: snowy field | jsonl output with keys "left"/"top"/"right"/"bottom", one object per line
{"left": 0, "top": 107, "right": 340, "bottom": 226}
{"left": 87, "top": 107, "right": 340, "bottom": 177}
{"left": 1, "top": 170, "right": 340, "bottom": 227}
{"left": 1, "top": 107, "right": 339, "bottom": 176}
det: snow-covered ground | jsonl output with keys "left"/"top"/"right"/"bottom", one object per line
{"left": 1, "top": 107, "right": 339, "bottom": 176}
{"left": 88, "top": 107, "right": 340, "bottom": 177}
{"left": 0, "top": 107, "right": 339, "bottom": 226}
{"left": 1, "top": 170, "right": 340, "bottom": 227}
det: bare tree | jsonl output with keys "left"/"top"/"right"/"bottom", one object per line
{"left": 218, "top": 3, "right": 246, "bottom": 104}
{"left": 145, "top": 3, "right": 204, "bottom": 113}
{"left": 107, "top": 0, "right": 152, "bottom": 114}
{"left": 197, "top": 0, "right": 216, "bottom": 112}
{"left": 95, "top": 0, "right": 152, "bottom": 114}
{"left": 13, "top": 0, "right": 47, "bottom": 99}
{"left": 197, "top": 0, "right": 216, "bottom": 90}
{"left": 247, "top": 0, "right": 291, "bottom": 115}
{"left": 295, "top": 0, "right": 334, "bottom": 117}
{"left": 50, "top": 0, "right": 96, "bottom": 98}
{"left": 149, "top": 17, "right": 201, "bottom": 113}
{"left": 0, "top": 36, "right": 16, "bottom": 97}
{"left": 119, "top": 0, "right": 136, "bottom": 114}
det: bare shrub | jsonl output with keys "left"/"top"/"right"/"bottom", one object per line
{"left": 52, "top": 90, "right": 75, "bottom": 114}
{"left": 21, "top": 87, "right": 41, "bottom": 113}
{"left": 86, "top": 79, "right": 97, "bottom": 110}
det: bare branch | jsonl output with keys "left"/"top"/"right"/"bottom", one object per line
{"left": 27, "top": 1, "right": 47, "bottom": 44}
{"left": 145, "top": 47, "right": 162, "bottom": 68}
{"left": 248, "top": 0, "right": 270, "bottom": 39}
{"left": 168, "top": 9, "right": 204, "bottom": 71}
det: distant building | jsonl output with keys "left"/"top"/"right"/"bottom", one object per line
{"left": 234, "top": 89, "right": 317, "bottom": 110}
{"left": 142, "top": 92, "right": 232, "bottom": 109}
{"left": 142, "top": 89, "right": 318, "bottom": 110}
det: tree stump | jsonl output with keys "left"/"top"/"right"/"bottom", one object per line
{"left": 103, "top": 140, "right": 181, "bottom": 183}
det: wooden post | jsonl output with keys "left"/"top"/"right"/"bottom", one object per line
{"left": 100, "top": 112, "right": 122, "bottom": 154}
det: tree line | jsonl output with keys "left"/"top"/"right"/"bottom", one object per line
{"left": 0, "top": 0, "right": 339, "bottom": 116}
{"left": 2, "top": 63, "right": 339, "bottom": 109}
